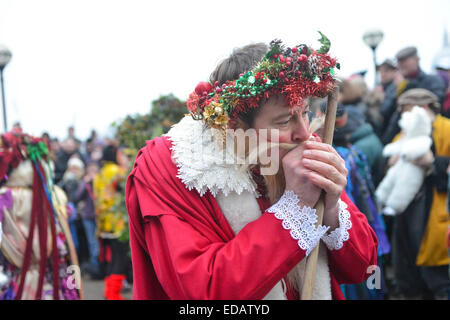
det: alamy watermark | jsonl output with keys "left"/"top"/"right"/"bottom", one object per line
{"left": 194, "top": 127, "right": 282, "bottom": 176}
{"left": 366, "top": 265, "right": 381, "bottom": 290}
{"left": 66, "top": 265, "right": 81, "bottom": 290}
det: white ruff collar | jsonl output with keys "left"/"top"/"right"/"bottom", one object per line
{"left": 166, "top": 116, "right": 258, "bottom": 197}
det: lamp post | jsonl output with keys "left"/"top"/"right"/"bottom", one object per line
{"left": 0, "top": 45, "right": 12, "bottom": 132}
{"left": 363, "top": 29, "right": 384, "bottom": 87}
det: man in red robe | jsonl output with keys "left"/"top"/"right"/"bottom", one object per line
{"left": 125, "top": 37, "right": 378, "bottom": 300}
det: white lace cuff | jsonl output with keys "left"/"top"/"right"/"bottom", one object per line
{"left": 321, "top": 199, "right": 352, "bottom": 251}
{"left": 267, "top": 190, "right": 330, "bottom": 256}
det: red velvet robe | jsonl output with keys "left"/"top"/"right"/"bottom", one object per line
{"left": 125, "top": 136, "right": 378, "bottom": 300}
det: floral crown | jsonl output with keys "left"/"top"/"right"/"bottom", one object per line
{"left": 187, "top": 32, "right": 340, "bottom": 130}
{"left": 0, "top": 131, "right": 50, "bottom": 180}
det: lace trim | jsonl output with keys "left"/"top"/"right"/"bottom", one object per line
{"left": 166, "top": 116, "right": 258, "bottom": 197}
{"left": 322, "top": 199, "right": 352, "bottom": 251}
{"left": 267, "top": 190, "right": 329, "bottom": 256}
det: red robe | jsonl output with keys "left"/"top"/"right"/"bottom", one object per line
{"left": 125, "top": 136, "right": 378, "bottom": 300}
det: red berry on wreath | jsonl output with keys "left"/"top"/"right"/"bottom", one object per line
{"left": 195, "top": 81, "right": 212, "bottom": 96}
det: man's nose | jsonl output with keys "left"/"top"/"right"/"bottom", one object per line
{"left": 291, "top": 116, "right": 310, "bottom": 143}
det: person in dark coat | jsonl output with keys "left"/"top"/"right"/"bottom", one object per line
{"left": 54, "top": 138, "right": 84, "bottom": 184}
{"left": 435, "top": 57, "right": 450, "bottom": 118}
{"left": 381, "top": 47, "right": 446, "bottom": 145}
{"left": 74, "top": 161, "right": 102, "bottom": 279}
{"left": 320, "top": 101, "right": 384, "bottom": 187}
{"left": 386, "top": 89, "right": 450, "bottom": 300}
{"left": 377, "top": 59, "right": 399, "bottom": 137}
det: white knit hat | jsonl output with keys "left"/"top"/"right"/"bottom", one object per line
{"left": 67, "top": 157, "right": 85, "bottom": 170}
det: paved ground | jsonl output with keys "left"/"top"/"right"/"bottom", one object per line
{"left": 78, "top": 264, "right": 405, "bottom": 300}
{"left": 81, "top": 275, "right": 133, "bottom": 300}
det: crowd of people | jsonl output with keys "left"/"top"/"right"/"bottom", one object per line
{"left": 49, "top": 127, "right": 133, "bottom": 300}
{"left": 0, "top": 124, "right": 133, "bottom": 299}
{"left": 0, "top": 40, "right": 449, "bottom": 300}
{"left": 309, "top": 45, "right": 450, "bottom": 299}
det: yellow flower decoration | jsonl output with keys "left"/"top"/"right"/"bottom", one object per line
{"left": 214, "top": 114, "right": 229, "bottom": 127}
{"left": 203, "top": 105, "right": 215, "bottom": 119}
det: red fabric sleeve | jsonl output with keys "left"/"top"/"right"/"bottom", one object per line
{"left": 326, "top": 192, "right": 379, "bottom": 284}
{"left": 144, "top": 213, "right": 304, "bottom": 300}
{"left": 134, "top": 177, "right": 306, "bottom": 300}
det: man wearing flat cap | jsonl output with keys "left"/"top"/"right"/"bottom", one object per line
{"left": 381, "top": 46, "right": 445, "bottom": 145}
{"left": 387, "top": 88, "right": 450, "bottom": 299}
{"left": 395, "top": 46, "right": 445, "bottom": 103}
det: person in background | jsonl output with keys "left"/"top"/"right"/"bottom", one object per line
{"left": 376, "top": 59, "right": 400, "bottom": 137}
{"left": 75, "top": 161, "right": 102, "bottom": 279}
{"left": 447, "top": 164, "right": 450, "bottom": 282}
{"left": 49, "top": 138, "right": 61, "bottom": 164}
{"left": 330, "top": 103, "right": 391, "bottom": 299}
{"left": 88, "top": 129, "right": 104, "bottom": 147}
{"left": 0, "top": 132, "right": 81, "bottom": 300}
{"left": 340, "top": 75, "right": 368, "bottom": 121}
{"left": 434, "top": 56, "right": 450, "bottom": 118}
{"left": 11, "top": 122, "right": 22, "bottom": 133}
{"left": 67, "top": 126, "right": 82, "bottom": 151}
{"left": 364, "top": 88, "right": 384, "bottom": 137}
{"left": 58, "top": 156, "right": 85, "bottom": 255}
{"left": 54, "top": 138, "right": 84, "bottom": 184}
{"left": 336, "top": 80, "right": 385, "bottom": 186}
{"left": 94, "top": 144, "right": 130, "bottom": 300}
{"left": 41, "top": 132, "right": 50, "bottom": 144}
{"left": 83, "top": 130, "right": 105, "bottom": 165}
{"left": 387, "top": 88, "right": 450, "bottom": 300}
{"left": 82, "top": 137, "right": 95, "bottom": 164}
{"left": 382, "top": 46, "right": 446, "bottom": 145}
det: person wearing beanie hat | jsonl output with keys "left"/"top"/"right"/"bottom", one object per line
{"left": 125, "top": 36, "right": 378, "bottom": 300}
{"left": 385, "top": 88, "right": 450, "bottom": 299}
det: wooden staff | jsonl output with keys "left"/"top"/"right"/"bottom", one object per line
{"left": 300, "top": 85, "right": 339, "bottom": 300}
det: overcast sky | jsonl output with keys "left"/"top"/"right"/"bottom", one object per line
{"left": 0, "top": 0, "right": 449, "bottom": 141}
